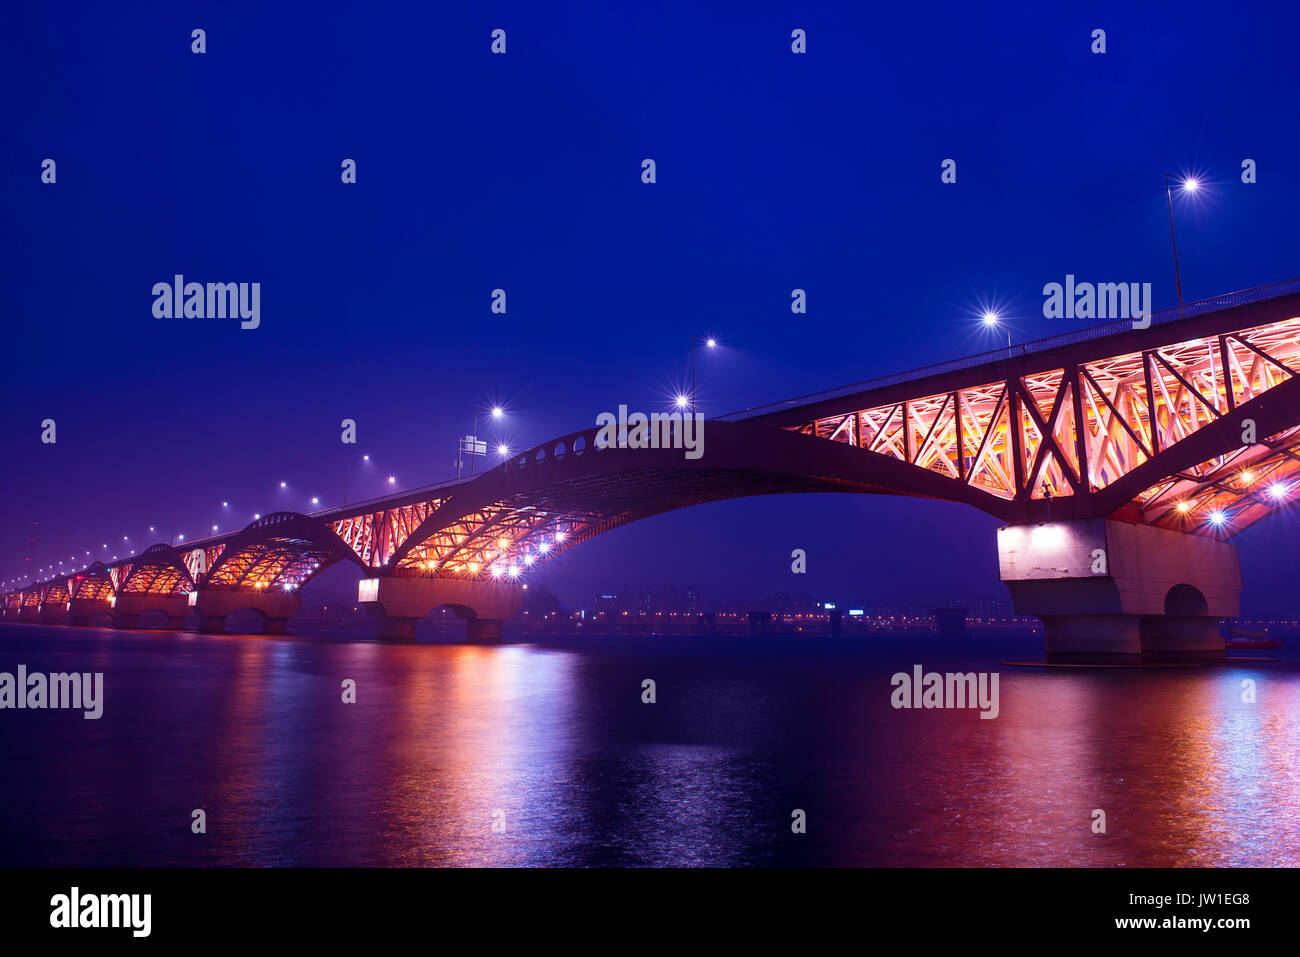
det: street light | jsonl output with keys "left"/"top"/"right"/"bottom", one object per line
{"left": 689, "top": 336, "right": 717, "bottom": 416}
{"left": 1164, "top": 173, "right": 1198, "bottom": 305}
{"left": 981, "top": 311, "right": 1010, "bottom": 349}
{"left": 343, "top": 453, "right": 372, "bottom": 506}
{"left": 460, "top": 406, "right": 507, "bottom": 477}
{"left": 266, "top": 481, "right": 288, "bottom": 515}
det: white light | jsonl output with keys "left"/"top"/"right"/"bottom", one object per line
{"left": 388, "top": 476, "right": 396, "bottom": 484}
{"left": 212, "top": 525, "right": 218, "bottom": 531}
{"left": 1183, "top": 177, "right": 1200, "bottom": 193}
{"left": 981, "top": 311, "right": 999, "bottom": 327}
{"left": 1209, "top": 510, "right": 1226, "bottom": 526}
{"left": 524, "top": 554, "right": 535, "bottom": 565}
{"left": 1176, "top": 501, "right": 1191, "bottom": 513}
{"left": 555, "top": 531, "right": 567, "bottom": 542}
{"left": 675, "top": 394, "right": 689, "bottom": 409}
{"left": 177, "top": 535, "right": 184, "bottom": 541}
{"left": 222, "top": 501, "right": 229, "bottom": 508}
{"left": 491, "top": 406, "right": 504, "bottom": 419}
{"left": 1268, "top": 483, "right": 1287, "bottom": 500}
{"left": 491, "top": 565, "right": 503, "bottom": 578}
{"left": 311, "top": 497, "right": 319, "bottom": 505}
{"left": 706, "top": 338, "right": 716, "bottom": 348}
{"left": 539, "top": 542, "right": 550, "bottom": 553}
{"left": 363, "top": 454, "right": 370, "bottom": 461}
{"left": 254, "top": 513, "right": 261, "bottom": 520}
{"left": 280, "top": 481, "right": 287, "bottom": 488}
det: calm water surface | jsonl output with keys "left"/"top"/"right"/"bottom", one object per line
{"left": 1, "top": 622, "right": 1297, "bottom": 867}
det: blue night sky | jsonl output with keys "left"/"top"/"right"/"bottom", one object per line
{"left": 3, "top": 1, "right": 1299, "bottom": 611}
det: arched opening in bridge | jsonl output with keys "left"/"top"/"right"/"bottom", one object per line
{"left": 418, "top": 604, "right": 466, "bottom": 639}
{"left": 1164, "top": 583, "right": 1209, "bottom": 617}
{"left": 135, "top": 609, "right": 173, "bottom": 629}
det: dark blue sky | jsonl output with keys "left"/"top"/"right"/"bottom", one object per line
{"left": 4, "top": 2, "right": 1299, "bottom": 610}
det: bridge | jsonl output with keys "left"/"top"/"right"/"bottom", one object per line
{"left": 6, "top": 280, "right": 1300, "bottom": 662}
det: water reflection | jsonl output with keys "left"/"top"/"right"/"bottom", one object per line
{"left": 1, "top": 624, "right": 1298, "bottom": 866}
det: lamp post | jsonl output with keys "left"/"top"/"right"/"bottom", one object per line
{"left": 689, "top": 336, "right": 716, "bottom": 416}
{"left": 458, "top": 406, "right": 504, "bottom": 477}
{"left": 1164, "top": 173, "right": 1198, "bottom": 306}
{"left": 981, "top": 311, "right": 1010, "bottom": 350}
{"left": 265, "top": 481, "right": 286, "bottom": 516}
{"left": 343, "top": 454, "right": 370, "bottom": 506}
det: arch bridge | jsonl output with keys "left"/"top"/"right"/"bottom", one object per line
{"left": 8, "top": 280, "right": 1300, "bottom": 660}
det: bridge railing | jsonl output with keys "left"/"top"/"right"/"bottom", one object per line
{"left": 720, "top": 277, "right": 1300, "bottom": 420}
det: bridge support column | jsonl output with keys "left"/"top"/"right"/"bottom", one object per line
{"left": 1140, "top": 616, "right": 1225, "bottom": 661}
{"left": 465, "top": 618, "right": 504, "bottom": 643}
{"left": 38, "top": 605, "right": 68, "bottom": 625}
{"left": 358, "top": 577, "right": 523, "bottom": 643}
{"left": 999, "top": 519, "right": 1239, "bottom": 664}
{"left": 112, "top": 594, "right": 192, "bottom": 630}
{"left": 69, "top": 599, "right": 113, "bottom": 627}
{"left": 191, "top": 589, "right": 302, "bottom": 635}
{"left": 17, "top": 606, "right": 41, "bottom": 623}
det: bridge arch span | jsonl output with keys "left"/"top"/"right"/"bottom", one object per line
{"left": 201, "top": 511, "right": 368, "bottom": 591}
{"left": 387, "top": 419, "right": 1008, "bottom": 580}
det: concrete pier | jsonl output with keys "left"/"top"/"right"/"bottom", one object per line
{"left": 358, "top": 577, "right": 523, "bottom": 643}
{"left": 191, "top": 588, "right": 302, "bottom": 634}
{"left": 999, "top": 519, "right": 1239, "bottom": 664}
{"left": 112, "top": 593, "right": 192, "bottom": 630}
{"left": 69, "top": 598, "right": 113, "bottom": 626}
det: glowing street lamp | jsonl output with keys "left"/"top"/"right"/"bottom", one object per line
{"left": 981, "top": 311, "right": 1010, "bottom": 349}
{"left": 689, "top": 336, "right": 718, "bottom": 416}
{"left": 461, "top": 406, "right": 508, "bottom": 477}
{"left": 266, "top": 481, "right": 288, "bottom": 515}
{"left": 1164, "top": 173, "right": 1199, "bottom": 306}
{"left": 343, "top": 453, "right": 373, "bottom": 506}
